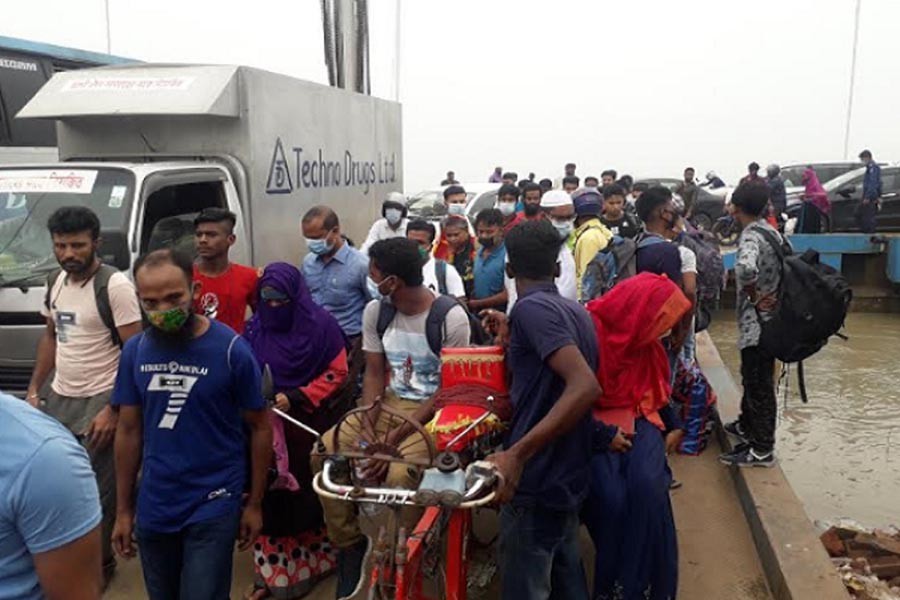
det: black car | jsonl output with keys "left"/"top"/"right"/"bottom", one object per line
{"left": 785, "top": 166, "right": 900, "bottom": 232}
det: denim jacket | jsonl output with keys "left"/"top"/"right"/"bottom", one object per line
{"left": 863, "top": 162, "right": 882, "bottom": 200}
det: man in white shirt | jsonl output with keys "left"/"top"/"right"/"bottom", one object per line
{"left": 504, "top": 190, "right": 577, "bottom": 311}
{"left": 406, "top": 219, "right": 466, "bottom": 299}
{"left": 360, "top": 192, "right": 409, "bottom": 254}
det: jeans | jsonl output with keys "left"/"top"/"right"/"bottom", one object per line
{"left": 857, "top": 199, "right": 877, "bottom": 234}
{"left": 739, "top": 345, "right": 777, "bottom": 453}
{"left": 499, "top": 504, "right": 589, "bottom": 600}
{"left": 137, "top": 510, "right": 240, "bottom": 600}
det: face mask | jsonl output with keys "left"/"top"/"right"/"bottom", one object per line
{"left": 305, "top": 236, "right": 334, "bottom": 256}
{"left": 551, "top": 219, "right": 574, "bottom": 240}
{"left": 447, "top": 203, "right": 466, "bottom": 216}
{"left": 385, "top": 208, "right": 403, "bottom": 226}
{"left": 497, "top": 202, "right": 516, "bottom": 217}
{"left": 366, "top": 275, "right": 395, "bottom": 301}
{"left": 146, "top": 304, "right": 191, "bottom": 333}
{"left": 418, "top": 246, "right": 430, "bottom": 260}
{"left": 478, "top": 236, "right": 496, "bottom": 248}
{"left": 523, "top": 203, "right": 541, "bottom": 217}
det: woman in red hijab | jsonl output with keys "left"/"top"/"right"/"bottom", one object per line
{"left": 798, "top": 167, "right": 830, "bottom": 233}
{"left": 583, "top": 272, "right": 691, "bottom": 600}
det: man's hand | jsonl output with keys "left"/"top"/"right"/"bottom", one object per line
{"left": 479, "top": 309, "right": 510, "bottom": 346}
{"left": 274, "top": 392, "right": 291, "bottom": 413}
{"left": 237, "top": 504, "right": 263, "bottom": 551}
{"left": 26, "top": 389, "right": 40, "bottom": 408}
{"left": 755, "top": 293, "right": 777, "bottom": 313}
{"left": 486, "top": 449, "right": 523, "bottom": 505}
{"left": 111, "top": 512, "right": 136, "bottom": 559}
{"left": 665, "top": 429, "right": 685, "bottom": 455}
{"left": 609, "top": 428, "right": 633, "bottom": 453}
{"left": 83, "top": 405, "right": 118, "bottom": 451}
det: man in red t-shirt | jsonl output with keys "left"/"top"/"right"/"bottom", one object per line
{"left": 192, "top": 208, "right": 258, "bottom": 333}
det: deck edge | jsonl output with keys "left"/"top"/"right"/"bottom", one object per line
{"left": 696, "top": 332, "right": 850, "bottom": 600}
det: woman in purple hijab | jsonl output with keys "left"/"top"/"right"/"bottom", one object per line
{"left": 244, "top": 262, "right": 349, "bottom": 600}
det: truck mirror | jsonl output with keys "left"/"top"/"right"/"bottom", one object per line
{"left": 99, "top": 230, "right": 131, "bottom": 271}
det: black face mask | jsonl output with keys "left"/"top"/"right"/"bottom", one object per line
{"left": 523, "top": 203, "right": 540, "bottom": 217}
{"left": 478, "top": 236, "right": 496, "bottom": 248}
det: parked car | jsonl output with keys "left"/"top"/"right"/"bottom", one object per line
{"left": 785, "top": 165, "right": 900, "bottom": 232}
{"left": 781, "top": 162, "right": 869, "bottom": 208}
{"left": 406, "top": 183, "right": 498, "bottom": 237}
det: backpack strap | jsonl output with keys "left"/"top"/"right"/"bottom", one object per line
{"left": 375, "top": 299, "right": 398, "bottom": 339}
{"left": 93, "top": 264, "right": 123, "bottom": 348}
{"left": 435, "top": 259, "right": 448, "bottom": 296}
{"left": 425, "top": 295, "right": 459, "bottom": 357}
{"left": 43, "top": 268, "right": 63, "bottom": 313}
{"left": 752, "top": 226, "right": 788, "bottom": 261}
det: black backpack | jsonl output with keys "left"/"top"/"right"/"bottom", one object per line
{"left": 45, "top": 264, "right": 125, "bottom": 347}
{"left": 753, "top": 227, "right": 852, "bottom": 365}
{"left": 375, "top": 295, "right": 487, "bottom": 354}
{"left": 580, "top": 233, "right": 665, "bottom": 302}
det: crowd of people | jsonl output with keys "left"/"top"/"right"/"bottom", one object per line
{"left": 0, "top": 157, "right": 814, "bottom": 600}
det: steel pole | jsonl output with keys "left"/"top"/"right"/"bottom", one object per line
{"left": 843, "top": 0, "right": 862, "bottom": 160}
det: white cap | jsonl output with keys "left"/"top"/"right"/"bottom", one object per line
{"left": 540, "top": 189, "right": 573, "bottom": 208}
{"left": 385, "top": 191, "right": 405, "bottom": 204}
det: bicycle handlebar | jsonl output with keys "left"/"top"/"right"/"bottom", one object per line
{"left": 313, "top": 459, "right": 500, "bottom": 509}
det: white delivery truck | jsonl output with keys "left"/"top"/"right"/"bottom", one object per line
{"left": 0, "top": 63, "right": 402, "bottom": 392}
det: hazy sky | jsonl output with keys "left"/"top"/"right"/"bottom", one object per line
{"left": 6, "top": 0, "right": 900, "bottom": 192}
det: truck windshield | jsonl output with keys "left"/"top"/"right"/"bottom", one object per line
{"left": 0, "top": 168, "right": 134, "bottom": 287}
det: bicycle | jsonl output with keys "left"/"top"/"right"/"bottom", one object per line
{"left": 311, "top": 346, "right": 509, "bottom": 600}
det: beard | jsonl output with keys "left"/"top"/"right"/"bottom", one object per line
{"left": 524, "top": 203, "right": 541, "bottom": 217}
{"left": 60, "top": 251, "right": 95, "bottom": 274}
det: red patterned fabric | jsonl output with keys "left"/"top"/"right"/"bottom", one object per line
{"left": 253, "top": 528, "right": 336, "bottom": 596}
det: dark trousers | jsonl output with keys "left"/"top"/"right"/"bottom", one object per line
{"left": 857, "top": 199, "right": 877, "bottom": 234}
{"left": 499, "top": 504, "right": 589, "bottom": 600}
{"left": 136, "top": 510, "right": 240, "bottom": 600}
{"left": 42, "top": 389, "right": 116, "bottom": 571}
{"left": 739, "top": 346, "right": 777, "bottom": 453}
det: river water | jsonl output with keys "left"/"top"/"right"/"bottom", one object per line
{"left": 708, "top": 311, "right": 900, "bottom": 527}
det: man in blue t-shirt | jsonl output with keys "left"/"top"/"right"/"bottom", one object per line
{"left": 481, "top": 220, "right": 601, "bottom": 600}
{"left": 110, "top": 249, "right": 272, "bottom": 600}
{"left": 0, "top": 391, "right": 102, "bottom": 600}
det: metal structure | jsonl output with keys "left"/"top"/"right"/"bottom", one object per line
{"left": 321, "top": 0, "right": 371, "bottom": 95}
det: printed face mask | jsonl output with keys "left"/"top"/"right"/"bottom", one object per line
{"left": 385, "top": 208, "right": 403, "bottom": 225}
{"left": 146, "top": 304, "right": 190, "bottom": 333}
{"left": 447, "top": 204, "right": 466, "bottom": 216}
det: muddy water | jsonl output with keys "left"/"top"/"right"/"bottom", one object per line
{"left": 708, "top": 312, "right": 900, "bottom": 527}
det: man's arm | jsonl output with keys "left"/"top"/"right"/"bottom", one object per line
{"left": 33, "top": 526, "right": 102, "bottom": 600}
{"left": 489, "top": 345, "right": 600, "bottom": 503}
{"left": 238, "top": 408, "right": 272, "bottom": 551}
{"left": 468, "top": 288, "right": 508, "bottom": 311}
{"left": 27, "top": 318, "right": 57, "bottom": 406}
{"left": 111, "top": 405, "right": 142, "bottom": 559}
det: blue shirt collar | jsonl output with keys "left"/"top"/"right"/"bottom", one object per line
{"left": 518, "top": 281, "right": 559, "bottom": 299}
{"left": 318, "top": 241, "right": 352, "bottom": 264}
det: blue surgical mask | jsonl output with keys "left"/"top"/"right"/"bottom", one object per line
{"left": 305, "top": 236, "right": 334, "bottom": 256}
{"left": 551, "top": 219, "right": 574, "bottom": 240}
{"left": 385, "top": 208, "right": 403, "bottom": 226}
{"left": 447, "top": 203, "right": 466, "bottom": 216}
{"left": 497, "top": 202, "right": 516, "bottom": 217}
{"left": 366, "top": 275, "right": 396, "bottom": 301}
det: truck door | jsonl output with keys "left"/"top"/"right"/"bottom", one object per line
{"left": 136, "top": 168, "right": 249, "bottom": 264}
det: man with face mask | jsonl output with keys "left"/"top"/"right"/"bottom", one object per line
{"left": 312, "top": 238, "right": 471, "bottom": 597}
{"left": 360, "top": 192, "right": 409, "bottom": 254}
{"left": 406, "top": 218, "right": 466, "bottom": 300}
{"left": 110, "top": 248, "right": 272, "bottom": 600}
{"left": 470, "top": 208, "right": 509, "bottom": 312}
{"left": 27, "top": 206, "right": 143, "bottom": 585}
{"left": 302, "top": 206, "right": 371, "bottom": 394}
{"left": 571, "top": 188, "right": 613, "bottom": 300}
{"left": 497, "top": 183, "right": 524, "bottom": 232}
{"left": 504, "top": 191, "right": 578, "bottom": 311}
